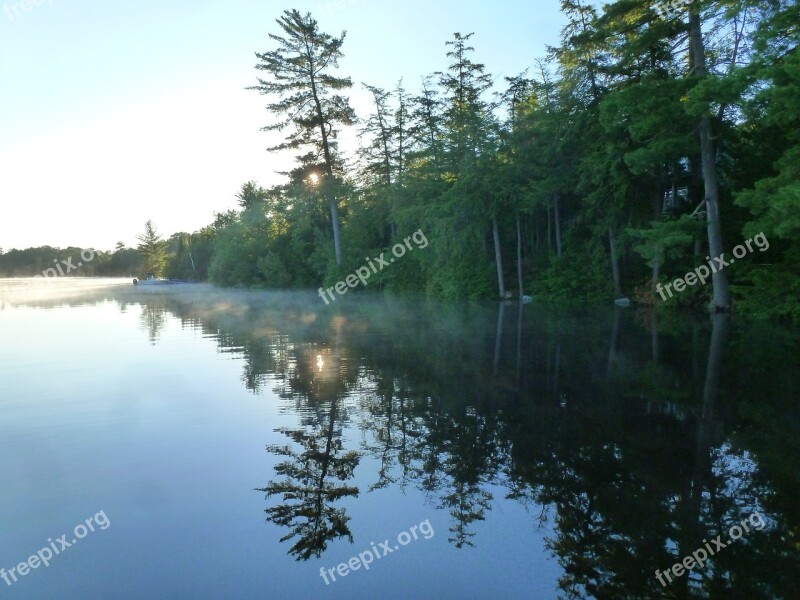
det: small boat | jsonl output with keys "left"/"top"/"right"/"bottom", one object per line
{"left": 133, "top": 274, "right": 185, "bottom": 286}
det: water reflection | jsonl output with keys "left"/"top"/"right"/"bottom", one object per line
{"left": 140, "top": 304, "right": 168, "bottom": 344}
{"left": 257, "top": 330, "right": 361, "bottom": 561}
{"left": 259, "top": 422, "right": 360, "bottom": 560}
{"left": 4, "top": 281, "right": 799, "bottom": 598}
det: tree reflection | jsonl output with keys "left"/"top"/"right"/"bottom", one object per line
{"left": 257, "top": 416, "right": 360, "bottom": 560}
{"left": 256, "top": 318, "right": 361, "bottom": 560}
{"left": 359, "top": 375, "right": 420, "bottom": 493}
{"left": 506, "top": 310, "right": 799, "bottom": 599}
{"left": 139, "top": 303, "right": 167, "bottom": 343}
{"left": 32, "top": 287, "right": 799, "bottom": 595}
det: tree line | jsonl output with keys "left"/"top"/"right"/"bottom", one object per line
{"left": 190, "top": 1, "right": 798, "bottom": 318}
{"left": 6, "top": 1, "right": 799, "bottom": 319}
{"left": 0, "top": 244, "right": 141, "bottom": 278}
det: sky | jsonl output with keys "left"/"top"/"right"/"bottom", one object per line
{"left": 0, "top": 0, "right": 566, "bottom": 251}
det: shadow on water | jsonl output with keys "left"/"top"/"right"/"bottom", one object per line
{"left": 6, "top": 281, "right": 800, "bottom": 598}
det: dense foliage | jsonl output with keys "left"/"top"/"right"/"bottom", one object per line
{"left": 199, "top": 2, "right": 798, "bottom": 317}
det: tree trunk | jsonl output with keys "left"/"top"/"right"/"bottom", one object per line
{"left": 678, "top": 311, "right": 729, "bottom": 600}
{"left": 651, "top": 309, "right": 660, "bottom": 367}
{"left": 492, "top": 216, "right": 506, "bottom": 298}
{"left": 553, "top": 342, "right": 561, "bottom": 398}
{"left": 554, "top": 194, "right": 563, "bottom": 258}
{"left": 516, "top": 301, "right": 523, "bottom": 388}
{"left": 328, "top": 198, "right": 343, "bottom": 266}
{"left": 188, "top": 251, "right": 197, "bottom": 276}
{"left": 689, "top": 8, "right": 731, "bottom": 311}
{"left": 703, "top": 312, "right": 729, "bottom": 420}
{"left": 516, "top": 213, "right": 524, "bottom": 298}
{"left": 608, "top": 227, "right": 622, "bottom": 298}
{"left": 493, "top": 301, "right": 505, "bottom": 376}
{"left": 651, "top": 189, "right": 662, "bottom": 294}
{"left": 607, "top": 307, "right": 621, "bottom": 377}
{"left": 652, "top": 254, "right": 661, "bottom": 295}
{"left": 310, "top": 72, "right": 343, "bottom": 266}
{"left": 314, "top": 395, "right": 338, "bottom": 523}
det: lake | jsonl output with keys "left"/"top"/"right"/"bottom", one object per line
{"left": 1, "top": 278, "right": 798, "bottom": 599}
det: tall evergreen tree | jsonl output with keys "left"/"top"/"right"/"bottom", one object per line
{"left": 249, "top": 9, "right": 356, "bottom": 265}
{"left": 359, "top": 84, "right": 394, "bottom": 186}
{"left": 687, "top": 0, "right": 732, "bottom": 310}
{"left": 136, "top": 220, "right": 167, "bottom": 277}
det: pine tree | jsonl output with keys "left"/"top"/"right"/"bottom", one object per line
{"left": 359, "top": 84, "right": 394, "bottom": 186}
{"left": 438, "top": 32, "right": 495, "bottom": 175}
{"left": 249, "top": 10, "right": 356, "bottom": 265}
{"left": 136, "top": 220, "right": 167, "bottom": 277}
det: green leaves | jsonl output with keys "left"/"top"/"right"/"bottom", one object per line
{"left": 733, "top": 1, "right": 800, "bottom": 225}
{"left": 627, "top": 215, "right": 701, "bottom": 268}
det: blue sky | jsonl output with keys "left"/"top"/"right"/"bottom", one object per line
{"left": 0, "top": 0, "right": 566, "bottom": 250}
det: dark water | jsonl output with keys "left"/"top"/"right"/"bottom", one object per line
{"left": 1, "top": 279, "right": 798, "bottom": 599}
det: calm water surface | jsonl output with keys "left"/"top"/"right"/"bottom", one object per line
{"left": 1, "top": 279, "right": 798, "bottom": 599}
